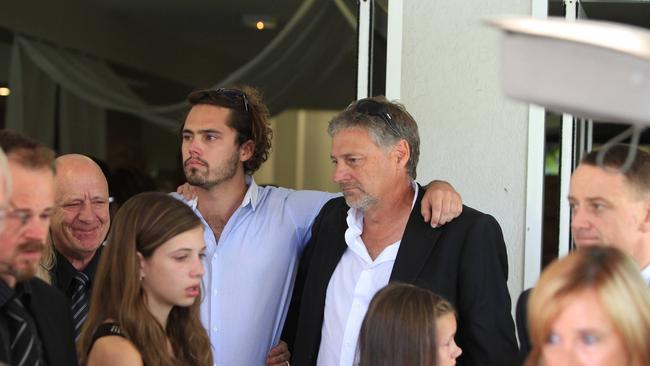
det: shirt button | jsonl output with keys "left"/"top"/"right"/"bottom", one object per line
{"left": 212, "top": 327, "right": 218, "bottom": 333}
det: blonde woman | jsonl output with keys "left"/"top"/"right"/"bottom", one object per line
{"left": 526, "top": 246, "right": 650, "bottom": 366}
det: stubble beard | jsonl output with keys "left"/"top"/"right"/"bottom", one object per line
{"left": 184, "top": 151, "right": 240, "bottom": 189}
{"left": 343, "top": 190, "right": 378, "bottom": 211}
{"left": 13, "top": 240, "right": 45, "bottom": 282}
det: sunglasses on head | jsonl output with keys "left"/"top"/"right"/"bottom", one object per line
{"left": 210, "top": 88, "right": 249, "bottom": 113}
{"left": 354, "top": 99, "right": 400, "bottom": 137}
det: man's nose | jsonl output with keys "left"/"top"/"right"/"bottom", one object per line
{"left": 332, "top": 163, "right": 349, "bottom": 184}
{"left": 571, "top": 206, "right": 590, "bottom": 231}
{"left": 186, "top": 138, "right": 203, "bottom": 157}
{"left": 23, "top": 215, "right": 49, "bottom": 243}
{"left": 78, "top": 201, "right": 98, "bottom": 222}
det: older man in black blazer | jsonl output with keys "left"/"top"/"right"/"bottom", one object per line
{"left": 283, "top": 97, "right": 518, "bottom": 366}
{"left": 0, "top": 131, "right": 78, "bottom": 366}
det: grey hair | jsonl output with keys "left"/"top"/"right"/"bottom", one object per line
{"left": 327, "top": 96, "right": 420, "bottom": 179}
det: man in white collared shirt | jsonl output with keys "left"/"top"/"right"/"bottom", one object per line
{"left": 517, "top": 144, "right": 650, "bottom": 359}
{"left": 285, "top": 97, "right": 517, "bottom": 366}
{"left": 176, "top": 87, "right": 464, "bottom": 366}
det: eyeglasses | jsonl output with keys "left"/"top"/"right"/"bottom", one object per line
{"left": 354, "top": 99, "right": 401, "bottom": 137}
{"left": 6, "top": 202, "right": 53, "bottom": 227}
{"left": 211, "top": 88, "right": 249, "bottom": 113}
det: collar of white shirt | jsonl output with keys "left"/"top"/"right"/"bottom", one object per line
{"left": 344, "top": 179, "right": 419, "bottom": 261}
{"left": 185, "top": 175, "right": 261, "bottom": 211}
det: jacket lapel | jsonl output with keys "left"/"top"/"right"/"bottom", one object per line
{"left": 390, "top": 187, "right": 442, "bottom": 282}
{"left": 24, "top": 280, "right": 58, "bottom": 365}
{"left": 313, "top": 206, "right": 349, "bottom": 295}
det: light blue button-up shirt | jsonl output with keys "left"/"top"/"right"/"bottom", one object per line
{"left": 172, "top": 176, "right": 337, "bottom": 366}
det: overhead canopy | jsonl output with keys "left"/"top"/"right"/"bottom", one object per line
{"left": 488, "top": 16, "right": 650, "bottom": 126}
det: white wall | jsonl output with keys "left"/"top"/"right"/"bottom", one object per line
{"left": 399, "top": 1, "right": 531, "bottom": 307}
{"left": 255, "top": 109, "right": 339, "bottom": 193}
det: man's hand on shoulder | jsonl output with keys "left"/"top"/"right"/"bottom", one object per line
{"left": 421, "top": 180, "right": 463, "bottom": 227}
{"left": 176, "top": 182, "right": 198, "bottom": 202}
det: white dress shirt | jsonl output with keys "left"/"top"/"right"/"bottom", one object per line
{"left": 317, "top": 183, "right": 418, "bottom": 366}
{"left": 172, "top": 176, "right": 337, "bottom": 366}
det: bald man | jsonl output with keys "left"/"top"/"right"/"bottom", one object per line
{"left": 48, "top": 154, "right": 110, "bottom": 339}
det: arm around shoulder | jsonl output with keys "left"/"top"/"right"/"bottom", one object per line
{"left": 420, "top": 180, "right": 463, "bottom": 227}
{"left": 86, "top": 336, "right": 144, "bottom": 366}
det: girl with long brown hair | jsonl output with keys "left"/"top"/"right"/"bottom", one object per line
{"left": 78, "top": 192, "right": 212, "bottom": 365}
{"left": 358, "top": 283, "right": 462, "bottom": 366}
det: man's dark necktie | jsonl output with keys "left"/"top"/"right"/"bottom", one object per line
{"left": 5, "top": 296, "right": 42, "bottom": 366}
{"left": 71, "top": 272, "right": 90, "bottom": 341}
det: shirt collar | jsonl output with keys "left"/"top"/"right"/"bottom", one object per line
{"left": 12, "top": 281, "right": 33, "bottom": 307}
{"left": 241, "top": 175, "right": 260, "bottom": 210}
{"left": 179, "top": 175, "right": 260, "bottom": 212}
{"left": 85, "top": 244, "right": 104, "bottom": 277}
{"left": 0, "top": 277, "right": 34, "bottom": 305}
{"left": 53, "top": 245, "right": 103, "bottom": 292}
{"left": 0, "top": 280, "right": 14, "bottom": 307}
{"left": 344, "top": 181, "right": 418, "bottom": 263}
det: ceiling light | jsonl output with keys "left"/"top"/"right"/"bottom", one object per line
{"left": 0, "top": 87, "right": 10, "bottom": 97}
{"left": 243, "top": 15, "right": 277, "bottom": 30}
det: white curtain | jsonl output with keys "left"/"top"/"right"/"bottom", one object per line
{"left": 5, "top": 40, "right": 57, "bottom": 146}
{"left": 4, "top": 0, "right": 357, "bottom": 156}
{"left": 59, "top": 91, "right": 107, "bottom": 158}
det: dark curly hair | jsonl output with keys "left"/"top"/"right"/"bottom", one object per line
{"left": 183, "top": 85, "right": 272, "bottom": 174}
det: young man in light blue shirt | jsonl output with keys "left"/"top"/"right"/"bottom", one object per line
{"left": 175, "top": 86, "right": 462, "bottom": 366}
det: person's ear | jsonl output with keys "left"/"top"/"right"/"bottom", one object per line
{"left": 240, "top": 140, "right": 255, "bottom": 162}
{"left": 393, "top": 139, "right": 411, "bottom": 168}
{"left": 136, "top": 251, "right": 146, "bottom": 280}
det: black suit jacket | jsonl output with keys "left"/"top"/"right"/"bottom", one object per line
{"left": 515, "top": 288, "right": 532, "bottom": 365}
{"left": 283, "top": 189, "right": 518, "bottom": 366}
{"left": 0, "top": 278, "right": 78, "bottom": 366}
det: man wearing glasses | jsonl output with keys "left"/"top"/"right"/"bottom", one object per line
{"left": 283, "top": 97, "right": 518, "bottom": 366}
{"left": 0, "top": 130, "right": 78, "bottom": 365}
{"left": 175, "top": 87, "right": 463, "bottom": 366}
